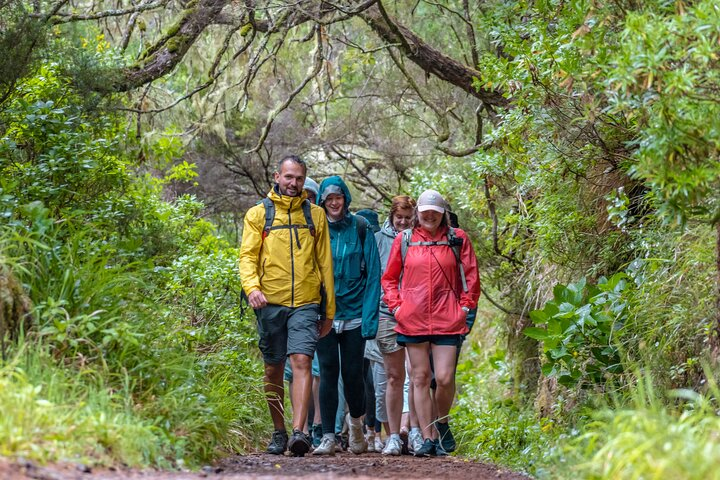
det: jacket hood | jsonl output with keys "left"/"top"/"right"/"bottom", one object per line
{"left": 379, "top": 217, "right": 397, "bottom": 239}
{"left": 356, "top": 209, "right": 380, "bottom": 233}
{"left": 318, "top": 175, "right": 352, "bottom": 208}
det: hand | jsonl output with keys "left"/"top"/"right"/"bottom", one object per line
{"left": 319, "top": 317, "right": 333, "bottom": 338}
{"left": 247, "top": 290, "right": 268, "bottom": 309}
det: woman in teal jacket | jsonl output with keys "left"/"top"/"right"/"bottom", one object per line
{"left": 312, "top": 175, "right": 381, "bottom": 456}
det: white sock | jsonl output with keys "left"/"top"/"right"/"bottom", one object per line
{"left": 390, "top": 433, "right": 401, "bottom": 441}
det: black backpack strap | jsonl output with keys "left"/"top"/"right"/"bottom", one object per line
{"left": 301, "top": 199, "right": 316, "bottom": 237}
{"left": 447, "top": 227, "right": 468, "bottom": 293}
{"left": 355, "top": 214, "right": 368, "bottom": 275}
{"left": 261, "top": 197, "right": 275, "bottom": 240}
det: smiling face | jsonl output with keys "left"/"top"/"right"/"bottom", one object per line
{"left": 274, "top": 160, "right": 306, "bottom": 197}
{"left": 418, "top": 209, "right": 443, "bottom": 235}
{"left": 392, "top": 207, "right": 415, "bottom": 231}
{"left": 324, "top": 193, "right": 345, "bottom": 221}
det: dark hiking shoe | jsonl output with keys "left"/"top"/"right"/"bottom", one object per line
{"left": 399, "top": 430, "right": 410, "bottom": 455}
{"left": 288, "top": 430, "right": 311, "bottom": 457}
{"left": 338, "top": 432, "right": 349, "bottom": 451}
{"left": 413, "top": 438, "right": 435, "bottom": 457}
{"left": 311, "top": 423, "right": 323, "bottom": 448}
{"left": 436, "top": 421, "right": 456, "bottom": 452}
{"left": 433, "top": 439, "right": 448, "bottom": 457}
{"left": 266, "top": 430, "right": 288, "bottom": 455}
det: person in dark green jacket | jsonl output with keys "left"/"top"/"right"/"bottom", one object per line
{"left": 312, "top": 175, "right": 381, "bottom": 456}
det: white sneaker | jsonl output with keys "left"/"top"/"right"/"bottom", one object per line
{"left": 366, "top": 433, "right": 376, "bottom": 452}
{"left": 312, "top": 435, "right": 336, "bottom": 456}
{"left": 347, "top": 414, "right": 368, "bottom": 454}
{"left": 409, "top": 429, "right": 423, "bottom": 453}
{"left": 374, "top": 437, "right": 384, "bottom": 452}
{"left": 382, "top": 436, "right": 402, "bottom": 456}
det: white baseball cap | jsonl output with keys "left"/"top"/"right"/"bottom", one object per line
{"left": 416, "top": 190, "right": 446, "bottom": 214}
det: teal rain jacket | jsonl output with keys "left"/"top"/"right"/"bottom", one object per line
{"left": 318, "top": 176, "right": 381, "bottom": 339}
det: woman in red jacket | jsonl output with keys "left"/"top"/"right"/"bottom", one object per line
{"left": 381, "top": 189, "right": 480, "bottom": 457}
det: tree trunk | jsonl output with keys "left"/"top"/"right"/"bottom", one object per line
{"left": 506, "top": 313, "right": 540, "bottom": 403}
{"left": 712, "top": 222, "right": 720, "bottom": 358}
{"left": 0, "top": 266, "right": 33, "bottom": 360}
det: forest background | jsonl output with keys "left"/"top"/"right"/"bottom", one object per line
{"left": 2, "top": 0, "right": 720, "bottom": 478}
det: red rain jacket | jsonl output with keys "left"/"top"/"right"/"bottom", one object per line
{"left": 381, "top": 225, "right": 480, "bottom": 337}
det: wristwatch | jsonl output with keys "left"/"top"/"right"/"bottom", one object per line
{"left": 461, "top": 306, "right": 470, "bottom": 314}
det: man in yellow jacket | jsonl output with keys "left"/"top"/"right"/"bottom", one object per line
{"left": 239, "top": 155, "right": 335, "bottom": 457}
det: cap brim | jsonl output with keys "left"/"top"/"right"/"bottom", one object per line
{"left": 417, "top": 205, "right": 445, "bottom": 214}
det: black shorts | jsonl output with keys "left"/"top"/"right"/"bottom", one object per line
{"left": 396, "top": 334, "right": 463, "bottom": 347}
{"left": 255, "top": 303, "right": 321, "bottom": 364}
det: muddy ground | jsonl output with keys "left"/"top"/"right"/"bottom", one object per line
{"left": 0, "top": 450, "right": 530, "bottom": 480}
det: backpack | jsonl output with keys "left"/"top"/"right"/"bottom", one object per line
{"left": 261, "top": 197, "right": 315, "bottom": 242}
{"left": 400, "top": 227, "right": 468, "bottom": 293}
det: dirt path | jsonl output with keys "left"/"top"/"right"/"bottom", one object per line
{"left": 1, "top": 451, "right": 530, "bottom": 480}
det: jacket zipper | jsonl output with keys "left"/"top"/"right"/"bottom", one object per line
{"left": 288, "top": 201, "right": 295, "bottom": 307}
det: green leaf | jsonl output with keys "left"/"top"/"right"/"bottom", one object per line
{"left": 523, "top": 327, "right": 549, "bottom": 340}
{"left": 529, "top": 309, "right": 548, "bottom": 324}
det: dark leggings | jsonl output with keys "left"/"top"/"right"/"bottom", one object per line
{"left": 317, "top": 326, "right": 366, "bottom": 435}
{"left": 363, "top": 358, "right": 376, "bottom": 428}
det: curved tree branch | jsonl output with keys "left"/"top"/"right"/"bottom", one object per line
{"left": 359, "top": 2, "right": 507, "bottom": 107}
{"left": 114, "top": 0, "right": 230, "bottom": 92}
{"left": 245, "top": 24, "right": 324, "bottom": 153}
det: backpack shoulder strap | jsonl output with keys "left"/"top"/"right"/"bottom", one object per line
{"left": 261, "top": 197, "right": 275, "bottom": 239}
{"left": 400, "top": 228, "right": 413, "bottom": 267}
{"left": 447, "top": 227, "right": 468, "bottom": 293}
{"left": 355, "top": 214, "right": 368, "bottom": 274}
{"left": 301, "top": 199, "right": 316, "bottom": 237}
{"left": 356, "top": 214, "right": 368, "bottom": 246}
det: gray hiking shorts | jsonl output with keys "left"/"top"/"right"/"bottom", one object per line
{"left": 255, "top": 303, "right": 321, "bottom": 365}
{"left": 376, "top": 314, "right": 403, "bottom": 354}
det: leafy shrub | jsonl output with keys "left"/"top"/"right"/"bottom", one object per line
{"left": 524, "top": 273, "right": 629, "bottom": 387}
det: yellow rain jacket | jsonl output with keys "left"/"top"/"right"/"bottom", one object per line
{"left": 239, "top": 188, "right": 335, "bottom": 319}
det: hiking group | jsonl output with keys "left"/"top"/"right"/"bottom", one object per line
{"left": 238, "top": 155, "right": 481, "bottom": 458}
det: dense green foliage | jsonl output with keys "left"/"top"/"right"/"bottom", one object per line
{"left": 0, "top": 63, "right": 268, "bottom": 467}
{"left": 421, "top": 0, "right": 720, "bottom": 478}
{"left": 2, "top": 0, "right": 720, "bottom": 477}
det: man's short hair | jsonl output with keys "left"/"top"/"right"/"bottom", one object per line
{"left": 277, "top": 155, "right": 307, "bottom": 175}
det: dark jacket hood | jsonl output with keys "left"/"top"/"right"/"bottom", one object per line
{"left": 319, "top": 176, "right": 352, "bottom": 212}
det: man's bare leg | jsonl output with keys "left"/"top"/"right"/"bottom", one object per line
{"left": 289, "top": 353, "right": 313, "bottom": 432}
{"left": 264, "top": 362, "right": 286, "bottom": 431}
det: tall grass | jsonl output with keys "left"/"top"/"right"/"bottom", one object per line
{"left": 560, "top": 372, "right": 720, "bottom": 480}
{"left": 0, "top": 219, "right": 269, "bottom": 468}
{"left": 0, "top": 343, "right": 167, "bottom": 466}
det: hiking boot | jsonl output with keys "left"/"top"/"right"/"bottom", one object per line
{"left": 366, "top": 433, "right": 376, "bottom": 452}
{"left": 413, "top": 438, "right": 435, "bottom": 457}
{"left": 409, "top": 429, "right": 423, "bottom": 454}
{"left": 347, "top": 414, "right": 368, "bottom": 454}
{"left": 266, "top": 430, "right": 288, "bottom": 455}
{"left": 288, "top": 430, "right": 311, "bottom": 457}
{"left": 311, "top": 423, "right": 323, "bottom": 448}
{"left": 374, "top": 436, "right": 385, "bottom": 452}
{"left": 312, "top": 434, "right": 336, "bottom": 456}
{"left": 436, "top": 421, "right": 456, "bottom": 452}
{"left": 382, "top": 436, "right": 402, "bottom": 456}
{"left": 433, "top": 438, "right": 448, "bottom": 457}
{"left": 337, "top": 433, "right": 348, "bottom": 451}
{"left": 399, "top": 430, "right": 410, "bottom": 455}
